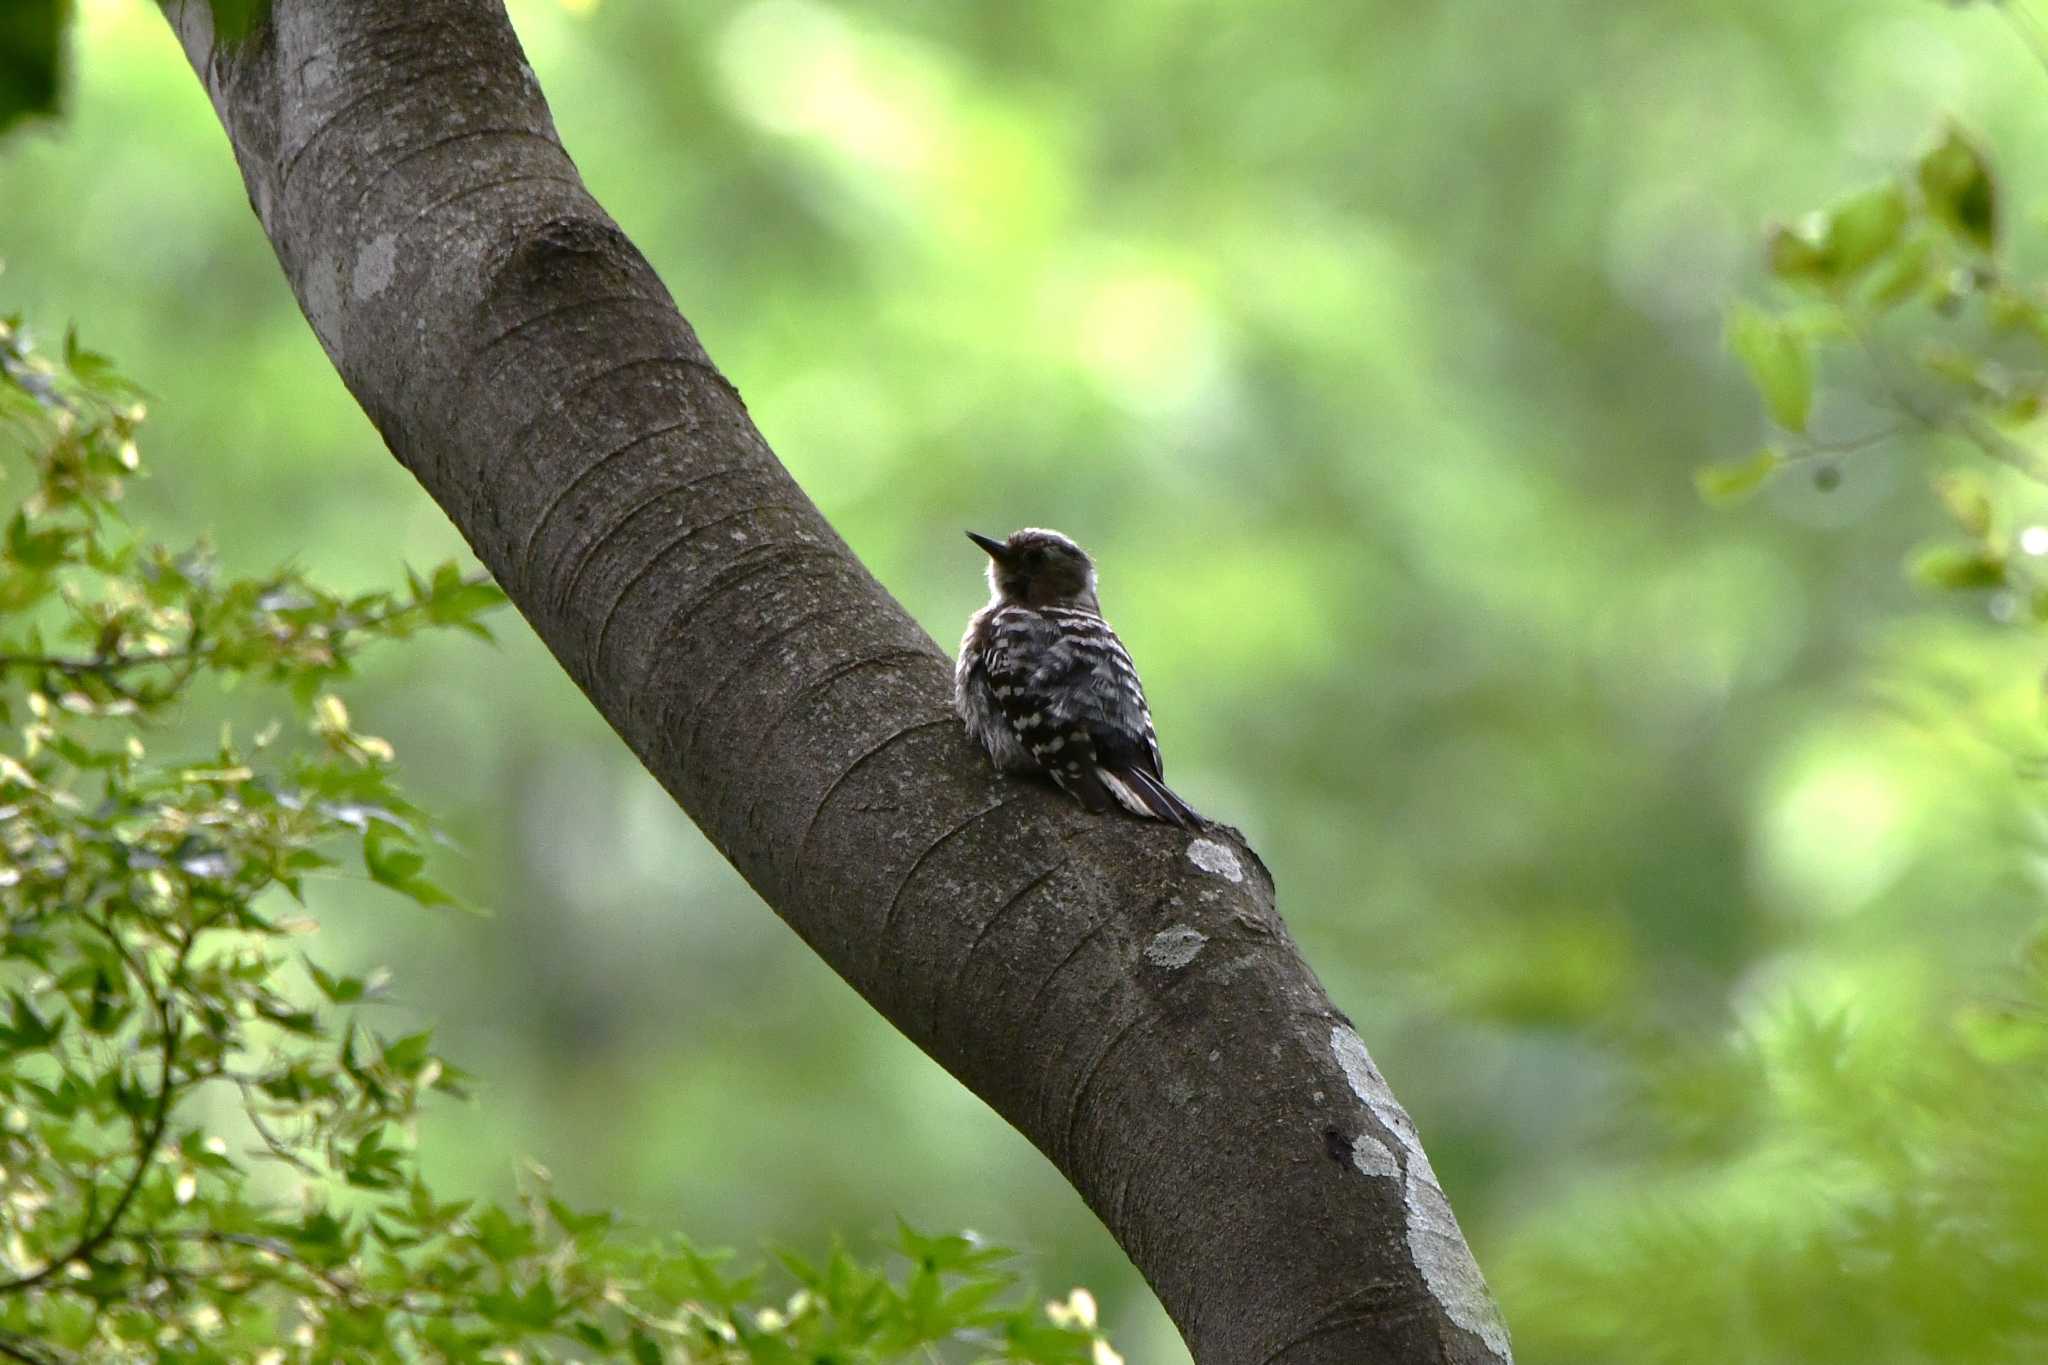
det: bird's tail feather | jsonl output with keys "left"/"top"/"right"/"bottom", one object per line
{"left": 1099, "top": 765, "right": 1201, "bottom": 828}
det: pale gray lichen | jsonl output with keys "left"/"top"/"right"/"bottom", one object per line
{"left": 1331, "top": 1025, "right": 1513, "bottom": 1360}
{"left": 1404, "top": 1151, "right": 1511, "bottom": 1358}
{"left": 1185, "top": 838, "right": 1243, "bottom": 882}
{"left": 300, "top": 52, "right": 335, "bottom": 94}
{"left": 1349, "top": 1132, "right": 1398, "bottom": 1178}
{"left": 1144, "top": 926, "right": 1207, "bottom": 969}
{"left": 354, "top": 234, "right": 398, "bottom": 301}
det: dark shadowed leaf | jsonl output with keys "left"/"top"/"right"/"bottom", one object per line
{"left": 1911, "top": 543, "right": 2007, "bottom": 591}
{"left": 0, "top": 0, "right": 64, "bottom": 136}
{"left": 207, "top": 0, "right": 272, "bottom": 43}
{"left": 1920, "top": 123, "right": 1998, "bottom": 252}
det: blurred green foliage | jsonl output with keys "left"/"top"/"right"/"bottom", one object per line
{"left": 0, "top": 0, "right": 65, "bottom": 135}
{"left": 0, "top": 324, "right": 1117, "bottom": 1362}
{"left": 9, "top": 0, "right": 2048, "bottom": 1359}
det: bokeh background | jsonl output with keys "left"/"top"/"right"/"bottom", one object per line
{"left": 8, "top": 0, "right": 2048, "bottom": 1359}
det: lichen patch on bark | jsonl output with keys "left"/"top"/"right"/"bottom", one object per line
{"left": 1144, "top": 925, "right": 1208, "bottom": 969}
{"left": 1332, "top": 1025, "right": 1513, "bottom": 1361}
{"left": 1350, "top": 1131, "right": 1398, "bottom": 1178}
{"left": 354, "top": 233, "right": 399, "bottom": 300}
{"left": 1185, "top": 838, "right": 1243, "bottom": 882}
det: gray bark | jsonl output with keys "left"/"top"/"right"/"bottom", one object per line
{"left": 159, "top": 3, "right": 1513, "bottom": 1361}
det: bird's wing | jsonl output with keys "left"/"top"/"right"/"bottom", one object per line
{"left": 1035, "top": 608, "right": 1164, "bottom": 779}
{"left": 974, "top": 608, "right": 1112, "bottom": 810}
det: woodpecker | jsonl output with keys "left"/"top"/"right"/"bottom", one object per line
{"left": 954, "top": 527, "right": 1200, "bottom": 827}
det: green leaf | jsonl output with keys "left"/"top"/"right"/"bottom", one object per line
{"left": 1934, "top": 472, "right": 1994, "bottom": 539}
{"left": 7, "top": 509, "right": 71, "bottom": 568}
{"left": 943, "top": 1275, "right": 1011, "bottom": 1322}
{"left": 304, "top": 957, "right": 365, "bottom": 1004}
{"left": 281, "top": 1208, "right": 353, "bottom": 1268}
{"left": 1694, "top": 449, "right": 1782, "bottom": 506}
{"left": 1826, "top": 181, "right": 1908, "bottom": 277}
{"left": 1726, "top": 304, "right": 1812, "bottom": 432}
{"left": 381, "top": 1028, "right": 434, "bottom": 1075}
{"left": 470, "top": 1204, "right": 538, "bottom": 1264}
{"left": 1910, "top": 543, "right": 2007, "bottom": 591}
{"left": 207, "top": 0, "right": 272, "bottom": 43}
{"left": 1868, "top": 237, "right": 1934, "bottom": 313}
{"left": 1820, "top": 181, "right": 1908, "bottom": 278}
{"left": 0, "top": 990, "right": 64, "bottom": 1053}
{"left": 1919, "top": 123, "right": 1997, "bottom": 252}
{"left": 363, "top": 818, "right": 426, "bottom": 886}
{"left": 1765, "top": 222, "right": 1828, "bottom": 282}
{"left": 432, "top": 582, "right": 506, "bottom": 625}
{"left": 61, "top": 322, "right": 123, "bottom": 393}
{"left": 1767, "top": 181, "right": 1908, "bottom": 284}
{"left": 0, "top": 0, "right": 64, "bottom": 137}
{"left": 548, "top": 1196, "right": 613, "bottom": 1238}
{"left": 343, "top": 1128, "right": 406, "bottom": 1190}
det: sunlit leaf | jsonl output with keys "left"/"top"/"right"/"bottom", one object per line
{"left": 362, "top": 817, "right": 426, "bottom": 886}
{"left": 1726, "top": 304, "right": 1812, "bottom": 432}
{"left": 1766, "top": 181, "right": 1907, "bottom": 284}
{"left": 1934, "top": 471, "right": 1994, "bottom": 539}
{"left": 1694, "top": 448, "right": 1782, "bottom": 506}
{"left": 1866, "top": 234, "right": 1934, "bottom": 310}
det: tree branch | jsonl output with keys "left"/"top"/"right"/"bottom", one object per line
{"left": 156, "top": 3, "right": 1511, "bottom": 1360}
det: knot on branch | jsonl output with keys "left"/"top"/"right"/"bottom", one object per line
{"left": 499, "top": 214, "right": 638, "bottom": 290}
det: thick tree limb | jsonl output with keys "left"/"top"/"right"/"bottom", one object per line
{"left": 159, "top": 3, "right": 1512, "bottom": 1360}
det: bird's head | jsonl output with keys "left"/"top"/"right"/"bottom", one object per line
{"left": 968, "top": 527, "right": 1099, "bottom": 609}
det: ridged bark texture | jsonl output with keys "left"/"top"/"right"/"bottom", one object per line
{"left": 160, "top": 4, "right": 1513, "bottom": 1361}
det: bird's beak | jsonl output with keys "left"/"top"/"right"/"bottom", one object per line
{"left": 965, "top": 531, "right": 1009, "bottom": 560}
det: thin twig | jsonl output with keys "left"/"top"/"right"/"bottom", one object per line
{"left": 230, "top": 1076, "right": 321, "bottom": 1176}
{"left": 1845, "top": 312, "right": 2048, "bottom": 486}
{"left": 126, "top": 1229, "right": 464, "bottom": 1319}
{"left": 134, "top": 1230, "right": 374, "bottom": 1308}
{"left": 1781, "top": 422, "right": 1912, "bottom": 465}
{"left": 0, "top": 1333, "right": 67, "bottom": 1365}
{"left": 0, "top": 577, "right": 494, "bottom": 679}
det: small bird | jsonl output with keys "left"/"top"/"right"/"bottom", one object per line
{"left": 955, "top": 528, "right": 1200, "bottom": 827}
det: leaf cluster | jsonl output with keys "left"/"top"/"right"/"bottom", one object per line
{"left": 1700, "top": 121, "right": 2048, "bottom": 570}
{"left": 0, "top": 322, "right": 1118, "bottom": 1364}
{"left": 1503, "top": 956, "right": 2048, "bottom": 1365}
{"left": 1518, "top": 36, "right": 2048, "bottom": 1363}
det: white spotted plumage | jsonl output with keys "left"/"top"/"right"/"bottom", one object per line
{"left": 954, "top": 528, "right": 1199, "bottom": 827}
